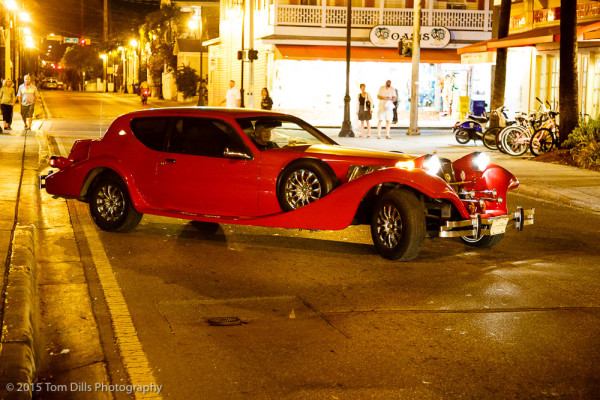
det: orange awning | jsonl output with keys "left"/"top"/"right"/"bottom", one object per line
{"left": 275, "top": 45, "right": 461, "bottom": 64}
{"left": 458, "top": 21, "right": 600, "bottom": 56}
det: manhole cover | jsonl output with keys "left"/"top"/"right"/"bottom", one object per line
{"left": 206, "top": 317, "right": 243, "bottom": 326}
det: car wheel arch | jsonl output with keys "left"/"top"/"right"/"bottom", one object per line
{"left": 82, "top": 168, "right": 142, "bottom": 207}
{"left": 275, "top": 158, "right": 339, "bottom": 211}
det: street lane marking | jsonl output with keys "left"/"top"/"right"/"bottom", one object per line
{"left": 77, "top": 209, "right": 163, "bottom": 399}
{"left": 53, "top": 137, "right": 162, "bottom": 398}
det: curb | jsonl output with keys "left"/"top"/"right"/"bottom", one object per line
{"left": 0, "top": 130, "right": 45, "bottom": 400}
{"left": 0, "top": 225, "right": 39, "bottom": 400}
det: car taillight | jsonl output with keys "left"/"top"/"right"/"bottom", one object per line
{"left": 49, "top": 156, "right": 72, "bottom": 170}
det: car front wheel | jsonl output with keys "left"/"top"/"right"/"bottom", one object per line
{"left": 370, "top": 189, "right": 426, "bottom": 261}
{"left": 277, "top": 160, "right": 334, "bottom": 211}
{"left": 89, "top": 173, "right": 143, "bottom": 232}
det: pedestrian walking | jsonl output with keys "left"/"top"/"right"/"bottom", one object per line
{"left": 261, "top": 87, "right": 273, "bottom": 110}
{"left": 16, "top": 74, "right": 39, "bottom": 130}
{"left": 220, "top": 80, "right": 241, "bottom": 108}
{"left": 392, "top": 87, "right": 399, "bottom": 124}
{"left": 1, "top": 78, "right": 16, "bottom": 130}
{"left": 356, "top": 83, "right": 373, "bottom": 138}
{"left": 377, "top": 80, "right": 396, "bottom": 139}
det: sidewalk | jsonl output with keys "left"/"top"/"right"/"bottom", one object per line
{"left": 1, "top": 111, "right": 599, "bottom": 397}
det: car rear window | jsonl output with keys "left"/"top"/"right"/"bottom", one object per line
{"left": 130, "top": 118, "right": 169, "bottom": 151}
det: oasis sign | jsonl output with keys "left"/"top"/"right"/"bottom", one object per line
{"left": 369, "top": 25, "right": 451, "bottom": 48}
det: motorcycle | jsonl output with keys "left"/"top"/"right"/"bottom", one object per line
{"left": 453, "top": 106, "right": 508, "bottom": 145}
{"left": 141, "top": 89, "right": 149, "bottom": 105}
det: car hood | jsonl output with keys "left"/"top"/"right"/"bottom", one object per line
{"left": 292, "top": 144, "right": 417, "bottom": 163}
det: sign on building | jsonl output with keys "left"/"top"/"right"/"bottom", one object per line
{"left": 370, "top": 26, "right": 451, "bottom": 48}
{"left": 64, "top": 38, "right": 79, "bottom": 44}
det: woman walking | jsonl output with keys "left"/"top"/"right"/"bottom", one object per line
{"left": 260, "top": 87, "right": 273, "bottom": 110}
{"left": 1, "top": 79, "right": 16, "bottom": 130}
{"left": 356, "top": 83, "right": 373, "bottom": 138}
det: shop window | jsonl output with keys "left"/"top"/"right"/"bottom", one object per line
{"left": 549, "top": 57, "right": 559, "bottom": 109}
{"left": 592, "top": 58, "right": 600, "bottom": 117}
{"left": 581, "top": 56, "right": 589, "bottom": 116}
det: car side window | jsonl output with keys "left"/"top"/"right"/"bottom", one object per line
{"left": 166, "top": 118, "right": 248, "bottom": 157}
{"left": 130, "top": 118, "right": 169, "bottom": 151}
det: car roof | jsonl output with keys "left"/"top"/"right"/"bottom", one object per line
{"left": 121, "top": 107, "right": 289, "bottom": 120}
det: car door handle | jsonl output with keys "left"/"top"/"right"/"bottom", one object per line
{"left": 161, "top": 158, "right": 176, "bottom": 165}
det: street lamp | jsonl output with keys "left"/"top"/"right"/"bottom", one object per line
{"left": 339, "top": 0, "right": 354, "bottom": 137}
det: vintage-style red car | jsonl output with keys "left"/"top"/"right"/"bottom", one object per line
{"left": 40, "top": 108, "right": 534, "bottom": 261}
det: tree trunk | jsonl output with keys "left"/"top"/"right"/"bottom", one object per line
{"left": 490, "top": 0, "right": 511, "bottom": 125}
{"left": 559, "top": 0, "right": 579, "bottom": 144}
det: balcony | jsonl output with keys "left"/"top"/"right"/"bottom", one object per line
{"left": 271, "top": 2, "right": 493, "bottom": 31}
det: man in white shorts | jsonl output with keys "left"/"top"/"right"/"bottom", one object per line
{"left": 377, "top": 80, "right": 396, "bottom": 139}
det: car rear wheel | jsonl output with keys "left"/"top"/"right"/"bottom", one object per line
{"left": 277, "top": 160, "right": 335, "bottom": 211}
{"left": 460, "top": 233, "right": 504, "bottom": 248}
{"left": 370, "top": 189, "right": 426, "bottom": 261}
{"left": 89, "top": 173, "right": 142, "bottom": 232}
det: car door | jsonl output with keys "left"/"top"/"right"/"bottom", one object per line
{"left": 154, "top": 117, "right": 260, "bottom": 217}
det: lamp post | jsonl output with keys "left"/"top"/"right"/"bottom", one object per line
{"left": 338, "top": 0, "right": 354, "bottom": 137}
{"left": 189, "top": 8, "right": 204, "bottom": 106}
{"left": 100, "top": 54, "right": 107, "bottom": 92}
{"left": 407, "top": 0, "right": 421, "bottom": 136}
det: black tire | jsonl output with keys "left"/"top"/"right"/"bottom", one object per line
{"left": 455, "top": 129, "right": 470, "bottom": 144}
{"left": 277, "top": 160, "right": 335, "bottom": 211}
{"left": 529, "top": 128, "right": 555, "bottom": 156}
{"left": 88, "top": 173, "right": 143, "bottom": 232}
{"left": 370, "top": 189, "right": 426, "bottom": 261}
{"left": 190, "top": 220, "right": 220, "bottom": 234}
{"left": 460, "top": 233, "right": 504, "bottom": 248}
{"left": 483, "top": 126, "right": 501, "bottom": 150}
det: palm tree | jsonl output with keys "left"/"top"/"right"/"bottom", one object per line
{"left": 559, "top": 0, "right": 579, "bottom": 144}
{"left": 490, "top": 0, "right": 511, "bottom": 124}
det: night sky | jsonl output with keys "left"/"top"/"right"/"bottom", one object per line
{"left": 29, "top": 0, "right": 160, "bottom": 41}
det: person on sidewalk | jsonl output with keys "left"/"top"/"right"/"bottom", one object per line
{"left": 16, "top": 74, "right": 39, "bottom": 130}
{"left": 221, "top": 80, "right": 241, "bottom": 108}
{"left": 0, "top": 78, "right": 16, "bottom": 130}
{"left": 261, "top": 87, "right": 273, "bottom": 110}
{"left": 356, "top": 83, "right": 373, "bottom": 138}
{"left": 377, "top": 80, "right": 396, "bottom": 139}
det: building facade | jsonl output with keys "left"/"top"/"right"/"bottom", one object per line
{"left": 460, "top": 0, "right": 600, "bottom": 118}
{"left": 206, "top": 0, "right": 495, "bottom": 125}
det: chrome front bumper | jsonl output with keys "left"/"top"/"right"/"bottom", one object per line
{"left": 439, "top": 207, "right": 534, "bottom": 238}
{"left": 39, "top": 170, "right": 54, "bottom": 189}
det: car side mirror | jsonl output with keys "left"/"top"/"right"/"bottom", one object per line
{"left": 224, "top": 147, "right": 252, "bottom": 160}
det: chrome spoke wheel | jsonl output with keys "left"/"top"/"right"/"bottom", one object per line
{"left": 284, "top": 169, "right": 322, "bottom": 209}
{"left": 95, "top": 184, "right": 126, "bottom": 222}
{"left": 375, "top": 204, "right": 402, "bottom": 249}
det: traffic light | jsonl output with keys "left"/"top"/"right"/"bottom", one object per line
{"left": 398, "top": 39, "right": 412, "bottom": 57}
{"left": 237, "top": 50, "right": 245, "bottom": 60}
{"left": 80, "top": 38, "right": 87, "bottom": 45}
{"left": 248, "top": 49, "right": 258, "bottom": 61}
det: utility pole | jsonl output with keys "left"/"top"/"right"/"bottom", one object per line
{"left": 407, "top": 0, "right": 421, "bottom": 136}
{"left": 247, "top": 0, "right": 254, "bottom": 108}
{"left": 338, "top": 0, "right": 354, "bottom": 137}
{"left": 103, "top": 0, "right": 108, "bottom": 42}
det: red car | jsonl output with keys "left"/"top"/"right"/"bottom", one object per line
{"left": 40, "top": 108, "right": 534, "bottom": 261}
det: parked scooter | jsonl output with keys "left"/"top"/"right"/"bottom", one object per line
{"left": 453, "top": 106, "right": 508, "bottom": 145}
{"left": 141, "top": 89, "right": 149, "bottom": 105}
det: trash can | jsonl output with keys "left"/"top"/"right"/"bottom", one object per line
{"left": 471, "top": 100, "right": 487, "bottom": 116}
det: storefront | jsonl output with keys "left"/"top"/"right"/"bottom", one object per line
{"left": 267, "top": 45, "right": 491, "bottom": 126}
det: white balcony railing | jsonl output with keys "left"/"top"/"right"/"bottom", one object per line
{"left": 273, "top": 4, "right": 492, "bottom": 31}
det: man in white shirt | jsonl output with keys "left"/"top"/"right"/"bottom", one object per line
{"left": 221, "top": 80, "right": 241, "bottom": 108}
{"left": 377, "top": 80, "right": 396, "bottom": 139}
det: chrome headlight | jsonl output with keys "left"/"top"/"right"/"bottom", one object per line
{"left": 472, "top": 152, "right": 490, "bottom": 172}
{"left": 423, "top": 154, "right": 442, "bottom": 176}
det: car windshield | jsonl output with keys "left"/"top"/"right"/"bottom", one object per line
{"left": 235, "top": 116, "right": 338, "bottom": 149}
